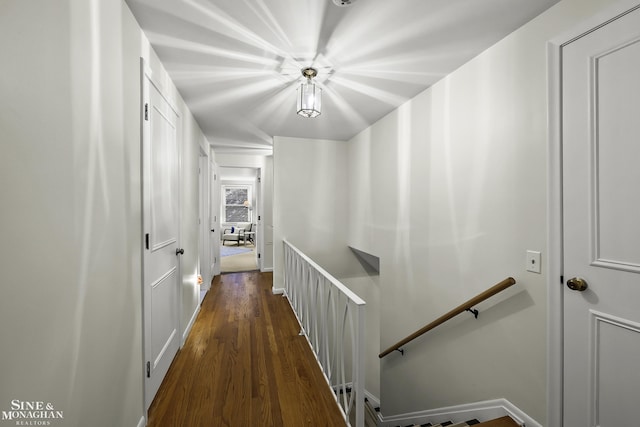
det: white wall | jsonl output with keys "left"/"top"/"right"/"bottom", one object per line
{"left": 0, "top": 1, "right": 207, "bottom": 425}
{"left": 0, "top": 1, "right": 142, "bottom": 425}
{"left": 273, "top": 137, "right": 351, "bottom": 289}
{"left": 178, "top": 105, "right": 209, "bottom": 342}
{"left": 347, "top": 0, "right": 625, "bottom": 422}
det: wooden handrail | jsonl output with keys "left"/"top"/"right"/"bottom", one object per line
{"left": 378, "top": 277, "right": 516, "bottom": 358}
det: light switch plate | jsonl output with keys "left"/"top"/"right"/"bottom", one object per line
{"left": 526, "top": 250, "right": 541, "bottom": 274}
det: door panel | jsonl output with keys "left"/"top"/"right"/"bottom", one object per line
{"left": 562, "top": 6, "right": 640, "bottom": 426}
{"left": 594, "top": 39, "right": 640, "bottom": 269}
{"left": 150, "top": 103, "right": 178, "bottom": 249}
{"left": 150, "top": 267, "right": 178, "bottom": 366}
{"left": 142, "top": 62, "right": 180, "bottom": 411}
{"left": 591, "top": 312, "right": 640, "bottom": 425}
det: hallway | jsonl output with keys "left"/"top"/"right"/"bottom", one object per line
{"left": 147, "top": 272, "right": 346, "bottom": 426}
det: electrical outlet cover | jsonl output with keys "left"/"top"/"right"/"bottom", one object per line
{"left": 526, "top": 250, "right": 541, "bottom": 273}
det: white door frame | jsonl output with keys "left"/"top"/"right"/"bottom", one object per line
{"left": 546, "top": 2, "right": 640, "bottom": 425}
{"left": 256, "top": 168, "right": 262, "bottom": 271}
{"left": 198, "top": 150, "right": 211, "bottom": 291}
{"left": 218, "top": 166, "right": 262, "bottom": 271}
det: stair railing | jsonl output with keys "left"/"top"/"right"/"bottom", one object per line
{"left": 379, "top": 277, "right": 516, "bottom": 358}
{"left": 283, "top": 239, "right": 366, "bottom": 427}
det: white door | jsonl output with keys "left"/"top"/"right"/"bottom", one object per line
{"left": 198, "top": 154, "right": 210, "bottom": 291}
{"left": 142, "top": 61, "right": 181, "bottom": 411}
{"left": 562, "top": 6, "right": 640, "bottom": 426}
{"left": 256, "top": 169, "right": 262, "bottom": 271}
{"left": 211, "top": 161, "right": 220, "bottom": 276}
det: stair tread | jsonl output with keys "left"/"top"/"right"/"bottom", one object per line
{"left": 449, "top": 421, "right": 479, "bottom": 427}
{"left": 475, "top": 416, "right": 519, "bottom": 427}
{"left": 399, "top": 416, "right": 515, "bottom": 427}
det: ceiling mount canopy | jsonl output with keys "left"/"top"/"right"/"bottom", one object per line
{"left": 332, "top": 0, "right": 357, "bottom": 6}
{"left": 301, "top": 67, "right": 318, "bottom": 79}
{"left": 296, "top": 67, "right": 322, "bottom": 118}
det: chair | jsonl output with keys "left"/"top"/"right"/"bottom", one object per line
{"left": 221, "top": 222, "right": 252, "bottom": 246}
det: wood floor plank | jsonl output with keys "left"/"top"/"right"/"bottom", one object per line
{"left": 147, "top": 271, "right": 346, "bottom": 427}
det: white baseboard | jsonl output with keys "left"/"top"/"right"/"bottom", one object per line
{"left": 272, "top": 287, "right": 285, "bottom": 295}
{"left": 182, "top": 304, "right": 201, "bottom": 345}
{"left": 364, "top": 389, "right": 380, "bottom": 409}
{"left": 136, "top": 415, "right": 146, "bottom": 427}
{"left": 379, "top": 398, "right": 542, "bottom": 427}
{"left": 261, "top": 267, "right": 274, "bottom": 272}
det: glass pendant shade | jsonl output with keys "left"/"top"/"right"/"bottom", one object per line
{"left": 296, "top": 73, "right": 322, "bottom": 118}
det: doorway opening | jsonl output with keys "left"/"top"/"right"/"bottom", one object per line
{"left": 219, "top": 166, "right": 260, "bottom": 274}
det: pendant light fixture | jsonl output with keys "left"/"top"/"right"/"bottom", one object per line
{"left": 296, "top": 67, "right": 322, "bottom": 118}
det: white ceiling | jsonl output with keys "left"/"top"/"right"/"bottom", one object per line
{"left": 125, "top": 0, "right": 559, "bottom": 154}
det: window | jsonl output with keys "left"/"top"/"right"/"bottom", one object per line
{"left": 222, "top": 185, "right": 251, "bottom": 223}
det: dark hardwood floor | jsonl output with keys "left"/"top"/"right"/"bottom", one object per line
{"left": 147, "top": 271, "right": 347, "bottom": 427}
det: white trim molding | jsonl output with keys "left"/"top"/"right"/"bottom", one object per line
{"left": 271, "top": 287, "right": 285, "bottom": 295}
{"left": 364, "top": 389, "right": 380, "bottom": 410}
{"left": 546, "top": 34, "right": 564, "bottom": 427}
{"left": 182, "top": 304, "right": 200, "bottom": 346}
{"left": 136, "top": 415, "right": 146, "bottom": 427}
{"left": 379, "top": 398, "right": 541, "bottom": 427}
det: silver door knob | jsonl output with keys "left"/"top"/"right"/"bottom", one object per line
{"left": 567, "top": 277, "right": 588, "bottom": 291}
{"left": 176, "top": 248, "right": 184, "bottom": 256}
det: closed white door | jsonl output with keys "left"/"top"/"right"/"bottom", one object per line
{"left": 562, "top": 6, "right": 640, "bottom": 426}
{"left": 211, "top": 161, "right": 220, "bottom": 276}
{"left": 198, "top": 154, "right": 211, "bottom": 290}
{"left": 142, "top": 62, "right": 181, "bottom": 411}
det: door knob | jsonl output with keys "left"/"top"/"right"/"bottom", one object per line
{"left": 211, "top": 229, "right": 215, "bottom": 232}
{"left": 176, "top": 248, "right": 184, "bottom": 256}
{"left": 567, "top": 277, "right": 588, "bottom": 291}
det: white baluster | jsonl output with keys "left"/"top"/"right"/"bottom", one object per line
{"left": 282, "top": 240, "right": 366, "bottom": 427}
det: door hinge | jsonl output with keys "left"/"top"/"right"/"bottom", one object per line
{"left": 145, "top": 233, "right": 150, "bottom": 250}
{"left": 258, "top": 177, "right": 261, "bottom": 183}
{"left": 258, "top": 253, "right": 261, "bottom": 259}
{"left": 258, "top": 215, "right": 261, "bottom": 221}
{"left": 560, "top": 275, "right": 564, "bottom": 284}
{"left": 214, "top": 257, "right": 217, "bottom": 263}
{"left": 144, "top": 103, "right": 149, "bottom": 121}
{"left": 146, "top": 361, "right": 151, "bottom": 378}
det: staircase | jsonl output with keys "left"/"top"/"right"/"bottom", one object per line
{"left": 347, "top": 393, "right": 520, "bottom": 427}
{"left": 395, "top": 416, "right": 520, "bottom": 427}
